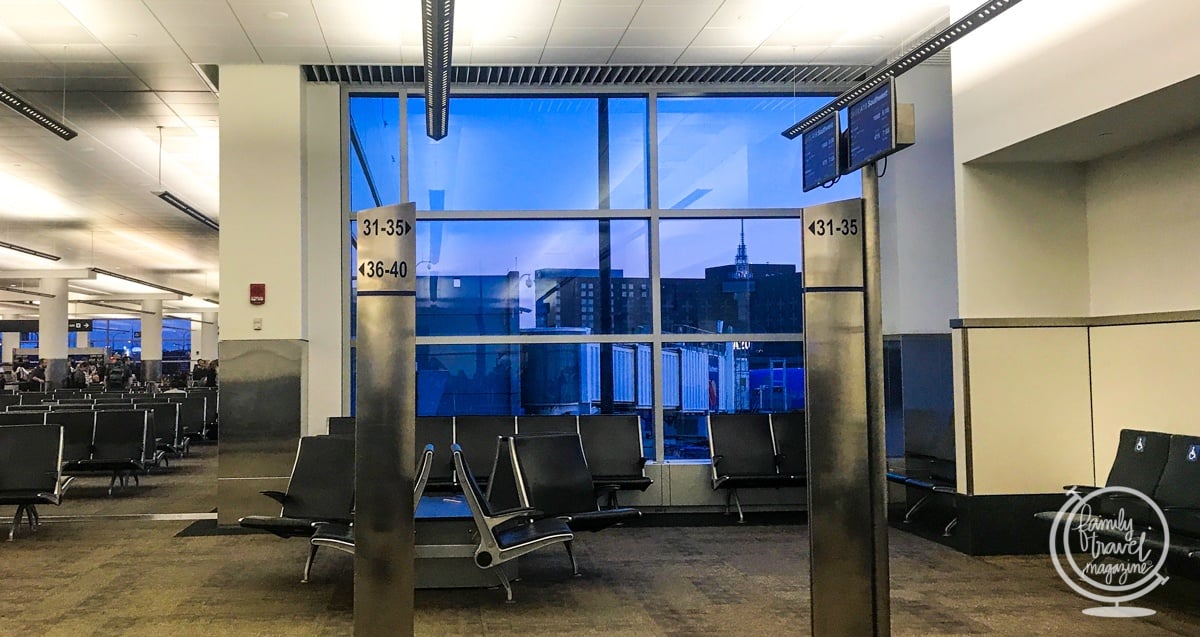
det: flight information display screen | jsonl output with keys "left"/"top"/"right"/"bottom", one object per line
{"left": 846, "top": 78, "right": 896, "bottom": 172}
{"left": 801, "top": 113, "right": 840, "bottom": 192}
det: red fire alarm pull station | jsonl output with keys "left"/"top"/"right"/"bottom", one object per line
{"left": 250, "top": 283, "right": 266, "bottom": 305}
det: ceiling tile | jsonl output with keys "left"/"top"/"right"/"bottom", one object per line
{"left": 608, "top": 46, "right": 685, "bottom": 64}
{"left": 677, "top": 46, "right": 755, "bottom": 64}
{"left": 546, "top": 27, "right": 626, "bottom": 48}
{"left": 619, "top": 28, "right": 698, "bottom": 48}
{"left": 743, "top": 45, "right": 826, "bottom": 64}
{"left": 463, "top": 46, "right": 545, "bottom": 65}
{"left": 552, "top": 4, "right": 638, "bottom": 28}
{"left": 812, "top": 45, "right": 891, "bottom": 65}
{"left": 58, "top": 0, "right": 178, "bottom": 47}
{"left": 539, "top": 47, "right": 617, "bottom": 64}
{"left": 327, "top": 45, "right": 405, "bottom": 65}
{"left": 629, "top": 3, "right": 720, "bottom": 30}
{"left": 256, "top": 45, "right": 333, "bottom": 64}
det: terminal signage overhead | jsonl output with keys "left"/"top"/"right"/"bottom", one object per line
{"left": 801, "top": 113, "right": 841, "bottom": 192}
{"left": 846, "top": 78, "right": 897, "bottom": 172}
{"left": 0, "top": 319, "right": 93, "bottom": 332}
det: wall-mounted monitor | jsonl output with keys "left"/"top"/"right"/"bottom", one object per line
{"left": 846, "top": 77, "right": 897, "bottom": 172}
{"left": 801, "top": 112, "right": 841, "bottom": 192}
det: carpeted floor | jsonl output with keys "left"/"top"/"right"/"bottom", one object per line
{"left": 4, "top": 449, "right": 1200, "bottom": 636}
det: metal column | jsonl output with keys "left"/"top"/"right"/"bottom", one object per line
{"left": 354, "top": 202, "right": 417, "bottom": 636}
{"left": 802, "top": 196, "right": 889, "bottom": 636}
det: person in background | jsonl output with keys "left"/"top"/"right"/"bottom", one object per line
{"left": 192, "top": 359, "right": 208, "bottom": 386}
{"left": 205, "top": 359, "right": 218, "bottom": 387}
{"left": 14, "top": 362, "right": 32, "bottom": 391}
{"left": 105, "top": 354, "right": 129, "bottom": 390}
{"left": 29, "top": 358, "right": 48, "bottom": 390}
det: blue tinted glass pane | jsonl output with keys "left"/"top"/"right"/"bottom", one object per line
{"left": 660, "top": 218, "right": 802, "bottom": 333}
{"left": 415, "top": 219, "right": 649, "bottom": 335}
{"left": 608, "top": 97, "right": 648, "bottom": 209}
{"left": 657, "top": 96, "right": 862, "bottom": 209}
{"left": 662, "top": 340, "right": 803, "bottom": 460}
{"left": 409, "top": 97, "right": 600, "bottom": 210}
{"left": 349, "top": 220, "right": 357, "bottom": 340}
{"left": 418, "top": 342, "right": 653, "bottom": 454}
{"left": 349, "top": 95, "right": 401, "bottom": 211}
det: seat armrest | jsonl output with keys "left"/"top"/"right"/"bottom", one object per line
{"left": 1162, "top": 506, "right": 1200, "bottom": 513}
{"left": 260, "top": 490, "right": 288, "bottom": 505}
{"left": 712, "top": 454, "right": 724, "bottom": 470}
{"left": 594, "top": 484, "right": 619, "bottom": 495}
{"left": 1064, "top": 485, "right": 1100, "bottom": 495}
{"left": 487, "top": 507, "right": 544, "bottom": 529}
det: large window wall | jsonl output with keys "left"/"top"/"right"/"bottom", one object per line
{"left": 347, "top": 91, "right": 860, "bottom": 460}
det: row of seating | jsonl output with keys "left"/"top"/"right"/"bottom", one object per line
{"left": 331, "top": 414, "right": 653, "bottom": 508}
{"left": 0, "top": 410, "right": 160, "bottom": 495}
{"left": 4, "top": 394, "right": 215, "bottom": 445}
{"left": 243, "top": 432, "right": 638, "bottom": 600}
{"left": 0, "top": 424, "right": 71, "bottom": 540}
{"left": 706, "top": 412, "right": 807, "bottom": 523}
{"left": 1035, "top": 429, "right": 1200, "bottom": 567}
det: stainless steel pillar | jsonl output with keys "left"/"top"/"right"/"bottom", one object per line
{"left": 802, "top": 196, "right": 889, "bottom": 636}
{"left": 355, "top": 202, "right": 417, "bottom": 636}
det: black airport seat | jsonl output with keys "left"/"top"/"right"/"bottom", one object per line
{"left": 7, "top": 405, "right": 51, "bottom": 412}
{"left": 708, "top": 414, "right": 796, "bottom": 523}
{"left": 305, "top": 444, "right": 436, "bottom": 582}
{"left": 452, "top": 443, "right": 574, "bottom": 602}
{"left": 169, "top": 394, "right": 209, "bottom": 441}
{"left": 0, "top": 424, "right": 68, "bottom": 540}
{"left": 75, "top": 412, "right": 152, "bottom": 495}
{"left": 140, "top": 402, "right": 187, "bottom": 456}
{"left": 238, "top": 435, "right": 355, "bottom": 541}
{"left": 0, "top": 412, "right": 46, "bottom": 426}
{"left": 44, "top": 411, "right": 98, "bottom": 466}
{"left": 453, "top": 416, "right": 517, "bottom": 489}
{"left": 18, "top": 392, "right": 50, "bottom": 405}
{"left": 416, "top": 416, "right": 454, "bottom": 491}
{"left": 516, "top": 415, "right": 578, "bottom": 435}
{"left": 500, "top": 433, "right": 640, "bottom": 576}
{"left": 770, "top": 412, "right": 807, "bottom": 483}
{"left": 578, "top": 415, "right": 652, "bottom": 508}
{"left": 327, "top": 416, "right": 354, "bottom": 437}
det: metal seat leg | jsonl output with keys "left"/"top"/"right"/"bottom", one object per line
{"left": 493, "top": 566, "right": 514, "bottom": 603}
{"left": 564, "top": 540, "right": 580, "bottom": 577}
{"left": 302, "top": 544, "right": 319, "bottom": 583}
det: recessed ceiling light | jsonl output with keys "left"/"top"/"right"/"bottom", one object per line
{"left": 128, "top": 33, "right": 139, "bottom": 39}
{"left": 267, "top": 10, "right": 289, "bottom": 20}
{"left": 505, "top": 35, "right": 518, "bottom": 41}
{"left": 872, "top": 35, "right": 884, "bottom": 40}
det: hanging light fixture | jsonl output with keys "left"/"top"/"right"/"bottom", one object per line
{"left": 422, "top": 0, "right": 455, "bottom": 140}
{"left": 0, "top": 83, "right": 77, "bottom": 140}
{"left": 151, "top": 125, "right": 219, "bottom": 231}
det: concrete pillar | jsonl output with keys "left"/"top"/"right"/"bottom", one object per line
{"left": 39, "top": 278, "right": 69, "bottom": 388}
{"left": 1, "top": 326, "right": 17, "bottom": 364}
{"left": 76, "top": 329, "right": 89, "bottom": 348}
{"left": 141, "top": 299, "right": 163, "bottom": 382}
{"left": 201, "top": 311, "right": 218, "bottom": 360}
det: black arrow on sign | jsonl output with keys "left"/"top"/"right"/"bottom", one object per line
{"left": 358, "top": 263, "right": 366, "bottom": 276}
{"left": 807, "top": 221, "right": 816, "bottom": 235}
{"left": 403, "top": 219, "right": 412, "bottom": 235}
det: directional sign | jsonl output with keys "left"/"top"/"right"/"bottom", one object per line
{"left": 68, "top": 319, "right": 93, "bottom": 332}
{"left": 356, "top": 202, "right": 416, "bottom": 294}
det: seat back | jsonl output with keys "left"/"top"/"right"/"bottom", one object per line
{"left": 1105, "top": 429, "right": 1172, "bottom": 493}
{"left": 0, "top": 424, "right": 63, "bottom": 494}
{"left": 141, "top": 402, "right": 181, "bottom": 447}
{"left": 0, "top": 412, "right": 46, "bottom": 426}
{"left": 508, "top": 433, "right": 596, "bottom": 517}
{"left": 44, "top": 410, "right": 97, "bottom": 463}
{"left": 578, "top": 414, "right": 645, "bottom": 478}
{"left": 451, "top": 443, "right": 496, "bottom": 521}
{"left": 416, "top": 416, "right": 454, "bottom": 485}
{"left": 453, "top": 416, "right": 516, "bottom": 484}
{"left": 414, "top": 443, "right": 435, "bottom": 503}
{"left": 328, "top": 416, "right": 355, "bottom": 436}
{"left": 770, "top": 411, "right": 807, "bottom": 477}
{"left": 18, "top": 392, "right": 50, "bottom": 405}
{"left": 707, "top": 414, "right": 777, "bottom": 477}
{"left": 170, "top": 394, "right": 207, "bottom": 436}
{"left": 92, "top": 411, "right": 148, "bottom": 463}
{"left": 8, "top": 404, "right": 51, "bottom": 412}
{"left": 516, "top": 415, "right": 578, "bottom": 435}
{"left": 1152, "top": 434, "right": 1200, "bottom": 509}
{"left": 282, "top": 435, "right": 355, "bottom": 522}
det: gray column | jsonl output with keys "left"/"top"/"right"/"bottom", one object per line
{"left": 200, "top": 311, "right": 218, "bottom": 360}
{"left": 1, "top": 327, "right": 17, "bottom": 364}
{"left": 39, "top": 278, "right": 69, "bottom": 388}
{"left": 141, "top": 299, "right": 163, "bottom": 382}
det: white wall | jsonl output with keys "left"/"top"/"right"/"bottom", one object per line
{"left": 1087, "top": 130, "right": 1200, "bottom": 315}
{"left": 951, "top": 0, "right": 1200, "bottom": 163}
{"left": 955, "top": 163, "right": 1089, "bottom": 317}
{"left": 303, "top": 83, "right": 345, "bottom": 434}
{"left": 219, "top": 66, "right": 306, "bottom": 341}
{"left": 879, "top": 64, "right": 958, "bottom": 334}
